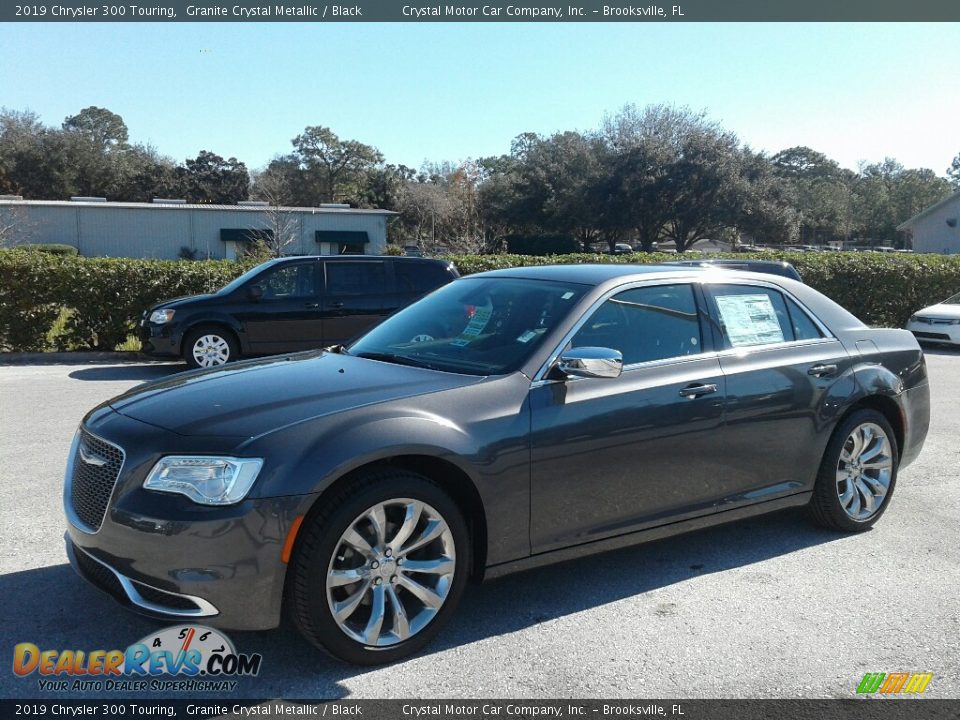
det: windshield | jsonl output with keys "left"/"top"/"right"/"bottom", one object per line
{"left": 944, "top": 291, "right": 960, "bottom": 305}
{"left": 348, "top": 277, "right": 589, "bottom": 375}
{"left": 216, "top": 260, "right": 276, "bottom": 295}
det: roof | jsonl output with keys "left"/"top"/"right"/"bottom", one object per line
{"left": 0, "top": 198, "right": 396, "bottom": 215}
{"left": 896, "top": 190, "right": 960, "bottom": 230}
{"left": 471, "top": 263, "right": 711, "bottom": 285}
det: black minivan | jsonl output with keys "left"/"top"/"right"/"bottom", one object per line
{"left": 140, "top": 256, "right": 459, "bottom": 368}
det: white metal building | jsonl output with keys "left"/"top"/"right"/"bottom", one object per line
{"left": 0, "top": 197, "right": 395, "bottom": 259}
{"left": 897, "top": 191, "right": 960, "bottom": 254}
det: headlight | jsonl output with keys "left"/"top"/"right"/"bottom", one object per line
{"left": 143, "top": 456, "right": 263, "bottom": 505}
{"left": 149, "top": 309, "right": 176, "bottom": 324}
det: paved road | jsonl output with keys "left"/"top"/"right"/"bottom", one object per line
{"left": 1, "top": 351, "right": 958, "bottom": 699}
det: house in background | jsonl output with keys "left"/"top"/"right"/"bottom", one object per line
{"left": 897, "top": 190, "right": 960, "bottom": 254}
{"left": 0, "top": 196, "right": 395, "bottom": 259}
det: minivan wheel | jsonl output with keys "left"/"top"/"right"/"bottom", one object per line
{"left": 809, "top": 409, "right": 899, "bottom": 532}
{"left": 183, "top": 326, "right": 238, "bottom": 369}
{"left": 289, "top": 469, "right": 469, "bottom": 665}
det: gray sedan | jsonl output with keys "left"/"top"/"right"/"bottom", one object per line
{"left": 65, "top": 264, "right": 929, "bottom": 664}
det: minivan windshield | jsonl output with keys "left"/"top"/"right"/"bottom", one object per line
{"left": 216, "top": 259, "right": 279, "bottom": 295}
{"left": 347, "top": 277, "right": 589, "bottom": 375}
{"left": 944, "top": 291, "right": 960, "bottom": 305}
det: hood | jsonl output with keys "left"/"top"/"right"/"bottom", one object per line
{"left": 916, "top": 303, "right": 960, "bottom": 319}
{"left": 150, "top": 293, "right": 218, "bottom": 311}
{"left": 109, "top": 351, "right": 483, "bottom": 438}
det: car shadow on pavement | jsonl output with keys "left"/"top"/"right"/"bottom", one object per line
{"left": 1, "top": 507, "right": 846, "bottom": 698}
{"left": 68, "top": 364, "right": 185, "bottom": 382}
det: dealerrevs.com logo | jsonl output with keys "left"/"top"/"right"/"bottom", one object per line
{"left": 13, "top": 625, "right": 262, "bottom": 692}
{"left": 856, "top": 672, "right": 933, "bottom": 694}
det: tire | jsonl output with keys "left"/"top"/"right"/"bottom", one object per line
{"left": 183, "top": 326, "right": 239, "bottom": 369}
{"left": 289, "top": 468, "right": 470, "bottom": 665}
{"left": 809, "top": 409, "right": 899, "bottom": 532}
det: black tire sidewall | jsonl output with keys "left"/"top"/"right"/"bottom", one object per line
{"left": 814, "top": 409, "right": 899, "bottom": 532}
{"left": 291, "top": 472, "right": 470, "bottom": 665}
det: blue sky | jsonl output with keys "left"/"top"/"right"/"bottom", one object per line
{"left": 2, "top": 22, "right": 958, "bottom": 174}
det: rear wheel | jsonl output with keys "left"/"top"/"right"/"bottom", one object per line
{"left": 809, "top": 409, "right": 898, "bottom": 532}
{"left": 183, "top": 326, "right": 238, "bottom": 369}
{"left": 289, "top": 469, "right": 469, "bottom": 665}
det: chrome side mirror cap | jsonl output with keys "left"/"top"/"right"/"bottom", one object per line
{"left": 557, "top": 347, "right": 623, "bottom": 379}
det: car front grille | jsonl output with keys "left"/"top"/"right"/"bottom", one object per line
{"left": 913, "top": 331, "right": 952, "bottom": 341}
{"left": 131, "top": 581, "right": 202, "bottom": 612}
{"left": 73, "top": 542, "right": 127, "bottom": 603}
{"left": 70, "top": 428, "right": 125, "bottom": 531}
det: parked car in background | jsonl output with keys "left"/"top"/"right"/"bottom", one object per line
{"left": 612, "top": 243, "right": 634, "bottom": 255}
{"left": 906, "top": 291, "right": 960, "bottom": 346}
{"left": 662, "top": 258, "right": 802, "bottom": 281}
{"left": 70, "top": 264, "right": 928, "bottom": 664}
{"left": 140, "top": 256, "right": 459, "bottom": 368}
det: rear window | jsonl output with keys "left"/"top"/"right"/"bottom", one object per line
{"left": 395, "top": 262, "right": 454, "bottom": 295}
{"left": 326, "top": 262, "right": 386, "bottom": 295}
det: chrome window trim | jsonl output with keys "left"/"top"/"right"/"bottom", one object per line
{"left": 63, "top": 426, "right": 126, "bottom": 536}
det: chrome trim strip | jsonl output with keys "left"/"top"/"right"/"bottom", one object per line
{"left": 73, "top": 544, "right": 219, "bottom": 618}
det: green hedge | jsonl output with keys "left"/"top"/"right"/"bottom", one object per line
{"left": 1, "top": 249, "right": 959, "bottom": 352}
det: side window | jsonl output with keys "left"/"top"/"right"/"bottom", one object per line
{"left": 395, "top": 262, "right": 451, "bottom": 295}
{"left": 708, "top": 285, "right": 794, "bottom": 349}
{"left": 571, "top": 284, "right": 702, "bottom": 365}
{"left": 326, "top": 262, "right": 386, "bottom": 295}
{"left": 257, "top": 263, "right": 316, "bottom": 299}
{"left": 785, "top": 296, "right": 825, "bottom": 341}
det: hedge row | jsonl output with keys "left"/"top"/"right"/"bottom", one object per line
{"left": 2, "top": 249, "right": 960, "bottom": 352}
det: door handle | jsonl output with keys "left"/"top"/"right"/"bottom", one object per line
{"left": 303, "top": 302, "right": 319, "bottom": 309}
{"left": 679, "top": 383, "right": 718, "bottom": 398}
{"left": 330, "top": 301, "right": 344, "bottom": 309}
{"left": 807, "top": 363, "right": 838, "bottom": 377}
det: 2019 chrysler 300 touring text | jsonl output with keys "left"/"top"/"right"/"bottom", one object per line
{"left": 64, "top": 265, "right": 930, "bottom": 664}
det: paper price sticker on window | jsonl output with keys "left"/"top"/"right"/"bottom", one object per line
{"left": 715, "top": 294, "right": 785, "bottom": 347}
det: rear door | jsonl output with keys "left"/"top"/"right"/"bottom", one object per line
{"left": 701, "top": 282, "right": 854, "bottom": 508}
{"left": 239, "top": 259, "right": 324, "bottom": 353}
{"left": 321, "top": 260, "right": 389, "bottom": 344}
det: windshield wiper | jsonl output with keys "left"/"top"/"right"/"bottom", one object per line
{"left": 354, "top": 352, "right": 440, "bottom": 371}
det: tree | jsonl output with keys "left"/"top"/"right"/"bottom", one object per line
{"left": 181, "top": 150, "right": 249, "bottom": 204}
{"left": 772, "top": 146, "right": 853, "bottom": 244}
{"left": 249, "top": 169, "right": 298, "bottom": 257}
{"left": 948, "top": 152, "right": 960, "bottom": 190}
{"left": 62, "top": 106, "right": 129, "bottom": 150}
{"left": 290, "top": 126, "right": 384, "bottom": 204}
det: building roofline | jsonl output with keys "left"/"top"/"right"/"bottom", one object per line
{"left": 0, "top": 198, "right": 397, "bottom": 215}
{"left": 896, "top": 189, "right": 960, "bottom": 231}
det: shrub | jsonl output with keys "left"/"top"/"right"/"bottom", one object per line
{"left": 14, "top": 243, "right": 79, "bottom": 256}
{"left": 2, "top": 249, "right": 959, "bottom": 352}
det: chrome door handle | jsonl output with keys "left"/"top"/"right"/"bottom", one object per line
{"left": 303, "top": 302, "right": 320, "bottom": 309}
{"left": 679, "top": 383, "right": 718, "bottom": 398}
{"left": 807, "top": 364, "right": 838, "bottom": 377}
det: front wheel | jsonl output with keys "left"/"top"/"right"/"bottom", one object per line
{"left": 183, "top": 326, "right": 239, "bottom": 369}
{"left": 289, "top": 469, "right": 470, "bottom": 664}
{"left": 809, "top": 409, "right": 899, "bottom": 532}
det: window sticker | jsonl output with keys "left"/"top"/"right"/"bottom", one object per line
{"left": 715, "top": 294, "right": 785, "bottom": 347}
{"left": 450, "top": 299, "right": 493, "bottom": 347}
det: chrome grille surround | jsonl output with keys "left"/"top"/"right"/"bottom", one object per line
{"left": 68, "top": 428, "right": 125, "bottom": 532}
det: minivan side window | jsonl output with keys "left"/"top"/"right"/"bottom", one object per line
{"left": 571, "top": 284, "right": 702, "bottom": 365}
{"left": 257, "top": 262, "right": 317, "bottom": 299}
{"left": 707, "top": 285, "right": 799, "bottom": 349}
{"left": 396, "top": 262, "right": 451, "bottom": 295}
{"left": 326, "top": 262, "right": 387, "bottom": 295}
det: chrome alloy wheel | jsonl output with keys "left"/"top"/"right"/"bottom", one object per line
{"left": 326, "top": 498, "right": 456, "bottom": 647}
{"left": 836, "top": 422, "right": 893, "bottom": 521}
{"left": 192, "top": 334, "right": 231, "bottom": 368}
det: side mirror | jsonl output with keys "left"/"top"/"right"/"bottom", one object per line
{"left": 248, "top": 285, "right": 264, "bottom": 301}
{"left": 557, "top": 347, "right": 623, "bottom": 379}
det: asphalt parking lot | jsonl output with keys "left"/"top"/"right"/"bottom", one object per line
{"left": 0, "top": 350, "right": 958, "bottom": 700}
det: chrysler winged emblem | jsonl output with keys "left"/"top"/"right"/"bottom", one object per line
{"left": 79, "top": 443, "right": 108, "bottom": 467}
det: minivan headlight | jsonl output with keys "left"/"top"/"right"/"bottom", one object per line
{"left": 144, "top": 456, "right": 263, "bottom": 505}
{"left": 149, "top": 309, "right": 176, "bottom": 324}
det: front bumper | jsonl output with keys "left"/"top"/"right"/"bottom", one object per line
{"left": 139, "top": 321, "right": 184, "bottom": 357}
{"left": 64, "top": 411, "right": 316, "bottom": 631}
{"left": 905, "top": 318, "right": 960, "bottom": 345}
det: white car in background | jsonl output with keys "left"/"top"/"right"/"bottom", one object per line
{"left": 906, "top": 292, "right": 960, "bottom": 346}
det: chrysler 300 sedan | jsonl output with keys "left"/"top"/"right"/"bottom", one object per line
{"left": 65, "top": 265, "right": 930, "bottom": 664}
